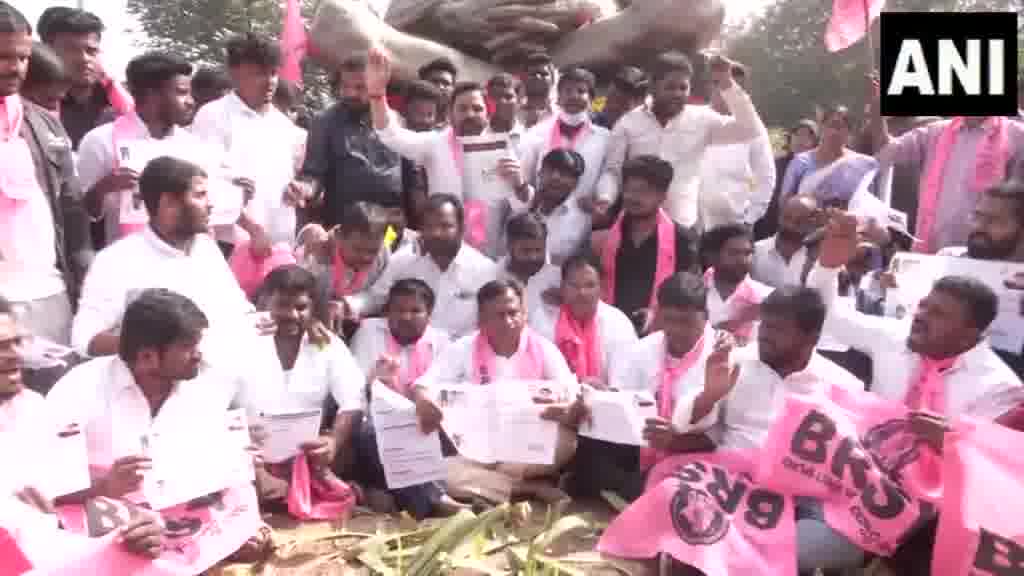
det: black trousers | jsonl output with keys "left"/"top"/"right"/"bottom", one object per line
{"left": 566, "top": 437, "right": 646, "bottom": 503}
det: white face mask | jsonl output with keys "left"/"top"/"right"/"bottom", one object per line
{"left": 559, "top": 110, "right": 589, "bottom": 127}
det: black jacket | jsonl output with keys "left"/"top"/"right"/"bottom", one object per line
{"left": 20, "top": 101, "right": 94, "bottom": 305}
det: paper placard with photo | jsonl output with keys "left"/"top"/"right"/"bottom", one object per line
{"left": 459, "top": 135, "right": 515, "bottom": 203}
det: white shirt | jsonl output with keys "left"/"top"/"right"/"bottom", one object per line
{"left": 414, "top": 329, "right": 578, "bottom": 397}
{"left": 191, "top": 92, "right": 302, "bottom": 245}
{"left": 533, "top": 301, "right": 638, "bottom": 382}
{"left": 706, "top": 275, "right": 773, "bottom": 328}
{"left": 45, "top": 356, "right": 242, "bottom": 472}
{"left": 610, "top": 327, "right": 717, "bottom": 409}
{"left": 595, "top": 85, "right": 766, "bottom": 228}
{"left": 519, "top": 116, "right": 610, "bottom": 201}
{"left": 677, "top": 346, "right": 864, "bottom": 451}
{"left": 350, "top": 318, "right": 449, "bottom": 389}
{"left": 497, "top": 257, "right": 562, "bottom": 328}
{"left": 751, "top": 237, "right": 811, "bottom": 288}
{"left": 376, "top": 119, "right": 531, "bottom": 258}
{"left": 71, "top": 227, "right": 253, "bottom": 357}
{"left": 76, "top": 113, "right": 214, "bottom": 243}
{"left": 518, "top": 198, "right": 591, "bottom": 266}
{"left": 366, "top": 243, "right": 498, "bottom": 339}
{"left": 239, "top": 332, "right": 366, "bottom": 417}
{"left": 699, "top": 135, "right": 775, "bottom": 229}
{"left": 808, "top": 264, "right": 1024, "bottom": 417}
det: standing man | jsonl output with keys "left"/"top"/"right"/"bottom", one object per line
{"left": 418, "top": 58, "right": 457, "bottom": 128}
{"left": 76, "top": 52, "right": 199, "bottom": 247}
{"left": 595, "top": 52, "right": 767, "bottom": 230}
{"left": 0, "top": 2, "right": 93, "bottom": 345}
{"left": 592, "top": 66, "right": 647, "bottom": 130}
{"left": 301, "top": 54, "right": 403, "bottom": 230}
{"left": 486, "top": 73, "right": 524, "bottom": 145}
{"left": 192, "top": 33, "right": 311, "bottom": 256}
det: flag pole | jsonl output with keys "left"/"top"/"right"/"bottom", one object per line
{"left": 863, "top": 0, "right": 875, "bottom": 74}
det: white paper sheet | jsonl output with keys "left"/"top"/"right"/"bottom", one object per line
{"left": 460, "top": 134, "right": 515, "bottom": 203}
{"left": 580, "top": 389, "right": 657, "bottom": 446}
{"left": 886, "top": 252, "right": 1024, "bottom": 352}
{"left": 371, "top": 383, "right": 445, "bottom": 489}
{"left": 436, "top": 380, "right": 560, "bottom": 465}
{"left": 142, "top": 409, "right": 254, "bottom": 510}
{"left": 260, "top": 409, "right": 323, "bottom": 464}
{"left": 115, "top": 140, "right": 157, "bottom": 225}
{"left": 208, "top": 176, "right": 246, "bottom": 227}
{"left": 42, "top": 427, "right": 91, "bottom": 499}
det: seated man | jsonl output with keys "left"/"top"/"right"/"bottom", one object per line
{"left": 498, "top": 212, "right": 562, "bottom": 329}
{"left": 570, "top": 272, "right": 717, "bottom": 501}
{"left": 317, "top": 202, "right": 390, "bottom": 336}
{"left": 807, "top": 211, "right": 1024, "bottom": 575}
{"left": 593, "top": 155, "right": 699, "bottom": 335}
{"left": 350, "top": 278, "right": 463, "bottom": 518}
{"left": 532, "top": 252, "right": 637, "bottom": 387}
{"left": 0, "top": 293, "right": 164, "bottom": 564}
{"left": 242, "top": 265, "right": 364, "bottom": 509}
{"left": 676, "top": 286, "right": 865, "bottom": 575}
{"left": 412, "top": 279, "right": 578, "bottom": 503}
{"left": 700, "top": 223, "right": 773, "bottom": 342}
{"left": 367, "top": 195, "right": 497, "bottom": 340}
{"left": 751, "top": 194, "right": 820, "bottom": 288}
{"left": 71, "top": 156, "right": 256, "bottom": 361}
{"left": 49, "top": 289, "right": 249, "bottom": 504}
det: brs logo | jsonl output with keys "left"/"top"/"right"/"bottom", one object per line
{"left": 879, "top": 12, "right": 1019, "bottom": 116}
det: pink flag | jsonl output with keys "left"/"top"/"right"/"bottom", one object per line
{"left": 284, "top": 453, "right": 357, "bottom": 521}
{"left": 825, "top": 0, "right": 885, "bottom": 53}
{"left": 933, "top": 418, "right": 1024, "bottom": 576}
{"left": 598, "top": 451, "right": 797, "bottom": 576}
{"left": 50, "top": 484, "right": 261, "bottom": 575}
{"left": 279, "top": 0, "right": 307, "bottom": 86}
{"left": 756, "top": 386, "right": 937, "bottom": 556}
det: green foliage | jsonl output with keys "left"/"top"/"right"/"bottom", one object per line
{"left": 125, "top": 0, "right": 333, "bottom": 111}
{"left": 726, "top": 0, "right": 1023, "bottom": 129}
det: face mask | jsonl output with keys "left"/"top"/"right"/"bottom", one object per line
{"left": 559, "top": 110, "right": 589, "bottom": 127}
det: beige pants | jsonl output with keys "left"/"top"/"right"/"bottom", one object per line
{"left": 446, "top": 425, "right": 578, "bottom": 504}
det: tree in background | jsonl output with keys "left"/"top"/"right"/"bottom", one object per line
{"left": 126, "top": 0, "right": 333, "bottom": 111}
{"left": 725, "top": 0, "right": 1023, "bottom": 130}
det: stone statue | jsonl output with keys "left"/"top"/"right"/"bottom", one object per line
{"left": 309, "top": 0, "right": 726, "bottom": 82}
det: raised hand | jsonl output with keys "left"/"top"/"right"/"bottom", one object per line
{"left": 818, "top": 210, "right": 860, "bottom": 269}
{"left": 367, "top": 47, "right": 392, "bottom": 96}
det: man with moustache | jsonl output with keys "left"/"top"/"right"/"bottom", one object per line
{"left": 76, "top": 52, "right": 200, "bottom": 247}
{"left": 367, "top": 48, "right": 532, "bottom": 258}
{"left": 938, "top": 179, "right": 1024, "bottom": 377}
{"left": 751, "top": 194, "right": 820, "bottom": 288}
{"left": 367, "top": 195, "right": 497, "bottom": 339}
{"left": 0, "top": 2, "right": 92, "bottom": 346}
{"left": 71, "top": 157, "right": 255, "bottom": 362}
{"left": 524, "top": 149, "right": 590, "bottom": 266}
{"left": 0, "top": 293, "right": 167, "bottom": 566}
{"left": 498, "top": 212, "right": 562, "bottom": 329}
{"left": 302, "top": 54, "right": 404, "bottom": 230}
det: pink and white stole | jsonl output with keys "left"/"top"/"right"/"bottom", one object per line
{"left": 386, "top": 329, "right": 435, "bottom": 397}
{"left": 703, "top": 268, "right": 767, "bottom": 340}
{"left": 554, "top": 306, "right": 602, "bottom": 380}
{"left": 0, "top": 95, "right": 48, "bottom": 264}
{"left": 915, "top": 116, "right": 1009, "bottom": 253}
{"left": 639, "top": 330, "right": 707, "bottom": 469}
{"left": 903, "top": 353, "right": 958, "bottom": 501}
{"left": 547, "top": 119, "right": 590, "bottom": 152}
{"left": 331, "top": 245, "right": 371, "bottom": 297}
{"left": 472, "top": 329, "right": 545, "bottom": 384}
{"left": 112, "top": 115, "right": 148, "bottom": 237}
{"left": 602, "top": 209, "right": 677, "bottom": 309}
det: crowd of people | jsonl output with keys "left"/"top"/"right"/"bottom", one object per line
{"left": 2, "top": 1, "right": 1024, "bottom": 574}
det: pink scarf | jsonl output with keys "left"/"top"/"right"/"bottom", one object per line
{"left": 554, "top": 306, "right": 602, "bottom": 380}
{"left": 112, "top": 115, "right": 148, "bottom": 237}
{"left": 703, "top": 268, "right": 768, "bottom": 340}
{"left": 904, "top": 354, "right": 958, "bottom": 496}
{"left": 915, "top": 116, "right": 1009, "bottom": 253}
{"left": 639, "top": 330, "right": 708, "bottom": 469}
{"left": 387, "top": 331, "right": 434, "bottom": 397}
{"left": 448, "top": 128, "right": 488, "bottom": 250}
{"left": 1, "top": 93, "right": 23, "bottom": 140}
{"left": 331, "top": 245, "right": 370, "bottom": 297}
{"left": 472, "top": 328, "right": 545, "bottom": 384}
{"left": 602, "top": 210, "right": 677, "bottom": 310}
{"left": 547, "top": 119, "right": 590, "bottom": 152}
{"left": 102, "top": 76, "right": 135, "bottom": 116}
{"left": 229, "top": 241, "right": 296, "bottom": 298}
